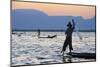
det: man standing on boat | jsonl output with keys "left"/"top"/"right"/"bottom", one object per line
{"left": 62, "top": 19, "right": 75, "bottom": 55}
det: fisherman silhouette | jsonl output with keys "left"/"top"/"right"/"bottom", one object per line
{"left": 38, "top": 29, "right": 40, "bottom": 38}
{"left": 61, "top": 19, "right": 75, "bottom": 55}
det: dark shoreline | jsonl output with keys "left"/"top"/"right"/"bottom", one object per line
{"left": 12, "top": 29, "right": 95, "bottom": 32}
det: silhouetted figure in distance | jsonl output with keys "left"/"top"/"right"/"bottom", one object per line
{"left": 38, "top": 29, "right": 40, "bottom": 38}
{"left": 62, "top": 19, "right": 75, "bottom": 55}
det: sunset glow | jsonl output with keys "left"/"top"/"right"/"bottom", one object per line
{"left": 12, "top": 1, "right": 95, "bottom": 19}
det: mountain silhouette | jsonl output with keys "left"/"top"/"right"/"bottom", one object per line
{"left": 12, "top": 9, "right": 95, "bottom": 31}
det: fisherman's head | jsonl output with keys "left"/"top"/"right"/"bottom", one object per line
{"left": 67, "top": 21, "right": 72, "bottom": 28}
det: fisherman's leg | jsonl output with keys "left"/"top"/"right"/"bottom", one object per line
{"left": 62, "top": 44, "right": 67, "bottom": 52}
{"left": 62, "top": 39, "right": 69, "bottom": 51}
{"left": 69, "top": 45, "right": 71, "bottom": 53}
{"left": 69, "top": 38, "right": 73, "bottom": 50}
{"left": 70, "top": 40, "right": 73, "bottom": 50}
{"left": 69, "top": 40, "right": 73, "bottom": 54}
{"left": 62, "top": 44, "right": 68, "bottom": 56}
{"left": 69, "top": 48, "right": 72, "bottom": 54}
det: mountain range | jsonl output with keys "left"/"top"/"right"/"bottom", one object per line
{"left": 12, "top": 9, "right": 96, "bottom": 31}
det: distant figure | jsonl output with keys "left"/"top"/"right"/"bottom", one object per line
{"left": 38, "top": 29, "right": 40, "bottom": 38}
{"left": 62, "top": 19, "right": 75, "bottom": 55}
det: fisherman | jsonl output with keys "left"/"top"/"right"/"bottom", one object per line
{"left": 62, "top": 19, "right": 75, "bottom": 55}
{"left": 38, "top": 29, "right": 40, "bottom": 38}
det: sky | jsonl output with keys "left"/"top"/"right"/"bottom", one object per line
{"left": 12, "top": 1, "right": 95, "bottom": 19}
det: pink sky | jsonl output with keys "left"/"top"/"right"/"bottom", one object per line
{"left": 12, "top": 1, "right": 95, "bottom": 19}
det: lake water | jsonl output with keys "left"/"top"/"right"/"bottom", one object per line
{"left": 11, "top": 31, "right": 96, "bottom": 66}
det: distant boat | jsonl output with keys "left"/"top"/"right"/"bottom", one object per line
{"left": 47, "top": 35, "right": 57, "bottom": 38}
{"left": 37, "top": 29, "right": 57, "bottom": 38}
{"left": 39, "top": 35, "right": 57, "bottom": 38}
